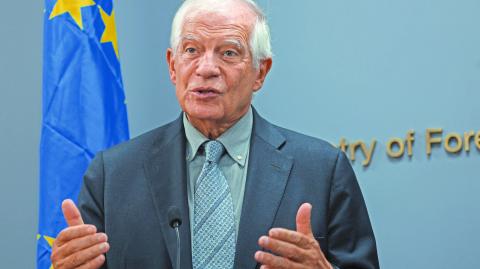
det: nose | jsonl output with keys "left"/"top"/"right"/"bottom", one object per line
{"left": 195, "top": 52, "right": 220, "bottom": 79}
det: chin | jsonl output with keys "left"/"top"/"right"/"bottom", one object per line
{"left": 184, "top": 105, "right": 224, "bottom": 122}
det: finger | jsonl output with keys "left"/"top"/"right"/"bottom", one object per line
{"left": 62, "top": 199, "right": 84, "bottom": 226}
{"left": 296, "top": 203, "right": 313, "bottom": 236}
{"left": 58, "top": 233, "right": 108, "bottom": 258}
{"left": 61, "top": 242, "right": 109, "bottom": 268}
{"left": 76, "top": 255, "right": 106, "bottom": 269}
{"left": 268, "top": 228, "right": 312, "bottom": 249}
{"left": 255, "top": 250, "right": 300, "bottom": 269}
{"left": 55, "top": 225, "right": 97, "bottom": 246}
{"left": 258, "top": 235, "right": 307, "bottom": 262}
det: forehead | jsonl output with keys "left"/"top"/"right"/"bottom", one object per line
{"left": 181, "top": 3, "right": 256, "bottom": 42}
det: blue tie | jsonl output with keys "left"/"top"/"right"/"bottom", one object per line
{"left": 192, "top": 140, "right": 236, "bottom": 269}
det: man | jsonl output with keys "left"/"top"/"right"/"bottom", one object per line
{"left": 51, "top": 0, "right": 379, "bottom": 268}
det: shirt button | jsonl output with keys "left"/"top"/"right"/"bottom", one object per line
{"left": 236, "top": 155, "right": 242, "bottom": 160}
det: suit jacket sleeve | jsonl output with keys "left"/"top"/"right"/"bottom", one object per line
{"left": 77, "top": 152, "right": 108, "bottom": 269}
{"left": 327, "top": 151, "right": 380, "bottom": 269}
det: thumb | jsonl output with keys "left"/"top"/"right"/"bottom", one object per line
{"left": 296, "top": 203, "right": 313, "bottom": 236}
{"left": 62, "top": 199, "right": 84, "bottom": 226}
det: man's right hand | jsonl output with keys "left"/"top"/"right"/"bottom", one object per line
{"left": 51, "top": 199, "right": 109, "bottom": 269}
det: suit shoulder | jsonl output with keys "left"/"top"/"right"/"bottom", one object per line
{"left": 100, "top": 118, "right": 182, "bottom": 162}
{"left": 275, "top": 125, "right": 338, "bottom": 154}
{"left": 268, "top": 124, "right": 347, "bottom": 178}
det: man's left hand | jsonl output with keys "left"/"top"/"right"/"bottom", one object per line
{"left": 254, "top": 203, "right": 333, "bottom": 269}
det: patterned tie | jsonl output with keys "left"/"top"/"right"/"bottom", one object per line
{"left": 192, "top": 140, "right": 236, "bottom": 269}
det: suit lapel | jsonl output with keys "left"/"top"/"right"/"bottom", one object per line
{"left": 234, "top": 110, "right": 293, "bottom": 269}
{"left": 143, "top": 117, "right": 193, "bottom": 269}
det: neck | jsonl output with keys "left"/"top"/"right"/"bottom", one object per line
{"left": 187, "top": 117, "right": 237, "bottom": 139}
{"left": 186, "top": 109, "right": 250, "bottom": 139}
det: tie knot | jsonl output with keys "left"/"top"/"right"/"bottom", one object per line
{"left": 204, "top": 140, "right": 224, "bottom": 163}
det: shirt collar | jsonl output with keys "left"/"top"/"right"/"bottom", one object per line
{"left": 183, "top": 106, "right": 253, "bottom": 166}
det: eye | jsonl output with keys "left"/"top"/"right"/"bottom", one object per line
{"left": 223, "top": 50, "right": 238, "bottom": 57}
{"left": 185, "top": 47, "right": 196, "bottom": 54}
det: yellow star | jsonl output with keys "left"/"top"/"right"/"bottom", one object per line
{"left": 99, "top": 6, "right": 120, "bottom": 59}
{"left": 43, "top": 235, "right": 56, "bottom": 247}
{"left": 49, "top": 0, "right": 96, "bottom": 30}
{"left": 43, "top": 236, "right": 56, "bottom": 269}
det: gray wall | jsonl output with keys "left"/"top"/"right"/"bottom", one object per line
{"left": 0, "top": 1, "right": 42, "bottom": 268}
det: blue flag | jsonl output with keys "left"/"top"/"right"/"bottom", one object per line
{"left": 38, "top": 0, "right": 129, "bottom": 268}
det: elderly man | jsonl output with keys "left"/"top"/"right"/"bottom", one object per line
{"left": 51, "top": 0, "right": 379, "bottom": 268}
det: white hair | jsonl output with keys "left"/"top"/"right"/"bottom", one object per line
{"left": 170, "top": 0, "right": 272, "bottom": 68}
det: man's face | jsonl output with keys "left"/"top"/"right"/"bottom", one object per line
{"left": 167, "top": 4, "right": 271, "bottom": 129}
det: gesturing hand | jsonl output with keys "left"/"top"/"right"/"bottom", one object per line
{"left": 255, "top": 203, "right": 333, "bottom": 269}
{"left": 50, "top": 199, "right": 109, "bottom": 269}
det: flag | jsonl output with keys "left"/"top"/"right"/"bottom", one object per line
{"left": 38, "top": 0, "right": 129, "bottom": 268}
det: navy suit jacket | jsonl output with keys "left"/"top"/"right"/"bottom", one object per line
{"left": 78, "top": 109, "right": 379, "bottom": 269}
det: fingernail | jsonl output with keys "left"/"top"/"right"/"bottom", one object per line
{"left": 259, "top": 236, "right": 268, "bottom": 245}
{"left": 96, "top": 233, "right": 107, "bottom": 241}
{"left": 99, "top": 242, "right": 109, "bottom": 251}
{"left": 254, "top": 251, "right": 262, "bottom": 260}
{"left": 87, "top": 225, "right": 96, "bottom": 233}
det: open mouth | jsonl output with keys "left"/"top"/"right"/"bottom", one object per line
{"left": 197, "top": 89, "right": 216, "bottom": 94}
{"left": 191, "top": 87, "right": 221, "bottom": 97}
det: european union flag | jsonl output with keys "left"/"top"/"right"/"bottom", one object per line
{"left": 38, "top": 0, "right": 129, "bottom": 268}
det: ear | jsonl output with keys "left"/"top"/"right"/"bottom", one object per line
{"left": 252, "top": 58, "right": 272, "bottom": 92}
{"left": 166, "top": 48, "right": 176, "bottom": 85}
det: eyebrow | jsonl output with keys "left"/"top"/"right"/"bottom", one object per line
{"left": 181, "top": 34, "right": 200, "bottom": 42}
{"left": 180, "top": 35, "right": 245, "bottom": 50}
{"left": 223, "top": 39, "right": 244, "bottom": 50}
